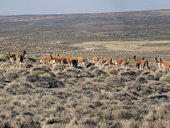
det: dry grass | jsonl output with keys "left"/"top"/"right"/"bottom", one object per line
{"left": 73, "top": 40, "right": 170, "bottom": 52}
{"left": 0, "top": 57, "right": 170, "bottom": 128}
{"left": 1, "top": 11, "right": 170, "bottom": 127}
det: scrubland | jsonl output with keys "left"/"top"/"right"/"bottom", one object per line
{"left": 0, "top": 58, "right": 169, "bottom": 128}
{"left": 0, "top": 9, "right": 170, "bottom": 128}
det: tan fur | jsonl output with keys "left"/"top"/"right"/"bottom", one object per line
{"left": 65, "top": 57, "right": 74, "bottom": 66}
{"left": 114, "top": 57, "right": 129, "bottom": 68}
{"left": 97, "top": 58, "right": 104, "bottom": 68}
{"left": 105, "top": 57, "right": 112, "bottom": 66}
{"left": 77, "top": 56, "right": 86, "bottom": 66}
{"left": 163, "top": 61, "right": 170, "bottom": 72}
{"left": 8, "top": 50, "right": 26, "bottom": 66}
{"left": 52, "top": 56, "right": 66, "bottom": 65}
{"left": 90, "top": 57, "right": 98, "bottom": 64}
{"left": 133, "top": 56, "right": 148, "bottom": 70}
{"left": 40, "top": 53, "right": 53, "bottom": 66}
{"left": 155, "top": 57, "right": 170, "bottom": 72}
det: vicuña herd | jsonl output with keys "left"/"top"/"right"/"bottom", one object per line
{"left": 5, "top": 50, "right": 170, "bottom": 72}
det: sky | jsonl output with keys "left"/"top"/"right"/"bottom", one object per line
{"left": 0, "top": 0, "right": 170, "bottom": 15}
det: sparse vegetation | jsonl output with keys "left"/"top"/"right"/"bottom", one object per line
{"left": 0, "top": 9, "right": 170, "bottom": 128}
{"left": 1, "top": 9, "right": 170, "bottom": 54}
{"left": 0, "top": 60, "right": 169, "bottom": 128}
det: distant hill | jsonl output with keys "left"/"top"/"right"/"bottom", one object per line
{"left": 0, "top": 9, "right": 170, "bottom": 44}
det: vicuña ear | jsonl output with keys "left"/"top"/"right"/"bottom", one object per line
{"left": 23, "top": 50, "right": 26, "bottom": 54}
{"left": 133, "top": 56, "right": 137, "bottom": 60}
{"left": 57, "top": 53, "right": 60, "bottom": 57}
{"left": 155, "top": 57, "right": 158, "bottom": 62}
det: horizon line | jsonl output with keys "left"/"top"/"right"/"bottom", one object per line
{"left": 0, "top": 8, "right": 169, "bottom": 17}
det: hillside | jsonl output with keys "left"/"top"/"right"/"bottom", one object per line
{"left": 0, "top": 9, "right": 170, "bottom": 45}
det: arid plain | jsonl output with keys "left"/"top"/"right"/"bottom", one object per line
{"left": 0, "top": 9, "right": 170, "bottom": 128}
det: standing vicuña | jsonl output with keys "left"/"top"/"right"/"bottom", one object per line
{"left": 155, "top": 57, "right": 170, "bottom": 72}
{"left": 8, "top": 50, "right": 26, "bottom": 67}
{"left": 114, "top": 57, "right": 129, "bottom": 68}
{"left": 133, "top": 56, "right": 149, "bottom": 70}
{"left": 39, "top": 53, "right": 54, "bottom": 66}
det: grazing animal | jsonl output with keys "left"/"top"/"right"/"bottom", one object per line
{"left": 52, "top": 53, "right": 67, "bottom": 65}
{"left": 155, "top": 57, "right": 162, "bottom": 70}
{"left": 40, "top": 53, "right": 54, "bottom": 66}
{"left": 64, "top": 57, "right": 78, "bottom": 67}
{"left": 77, "top": 56, "right": 86, "bottom": 67}
{"left": 8, "top": 50, "right": 26, "bottom": 67}
{"left": 105, "top": 57, "right": 112, "bottom": 66}
{"left": 97, "top": 58, "right": 105, "bottom": 68}
{"left": 90, "top": 57, "right": 98, "bottom": 66}
{"left": 155, "top": 57, "right": 170, "bottom": 72}
{"left": 65, "top": 57, "right": 74, "bottom": 66}
{"left": 52, "top": 56, "right": 67, "bottom": 65}
{"left": 114, "top": 57, "right": 129, "bottom": 68}
{"left": 71, "top": 59, "right": 78, "bottom": 68}
{"left": 52, "top": 57, "right": 64, "bottom": 65}
{"left": 8, "top": 52, "right": 16, "bottom": 63}
{"left": 133, "top": 56, "right": 149, "bottom": 70}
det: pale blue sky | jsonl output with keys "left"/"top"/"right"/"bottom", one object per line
{"left": 1, "top": 0, "right": 170, "bottom": 15}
